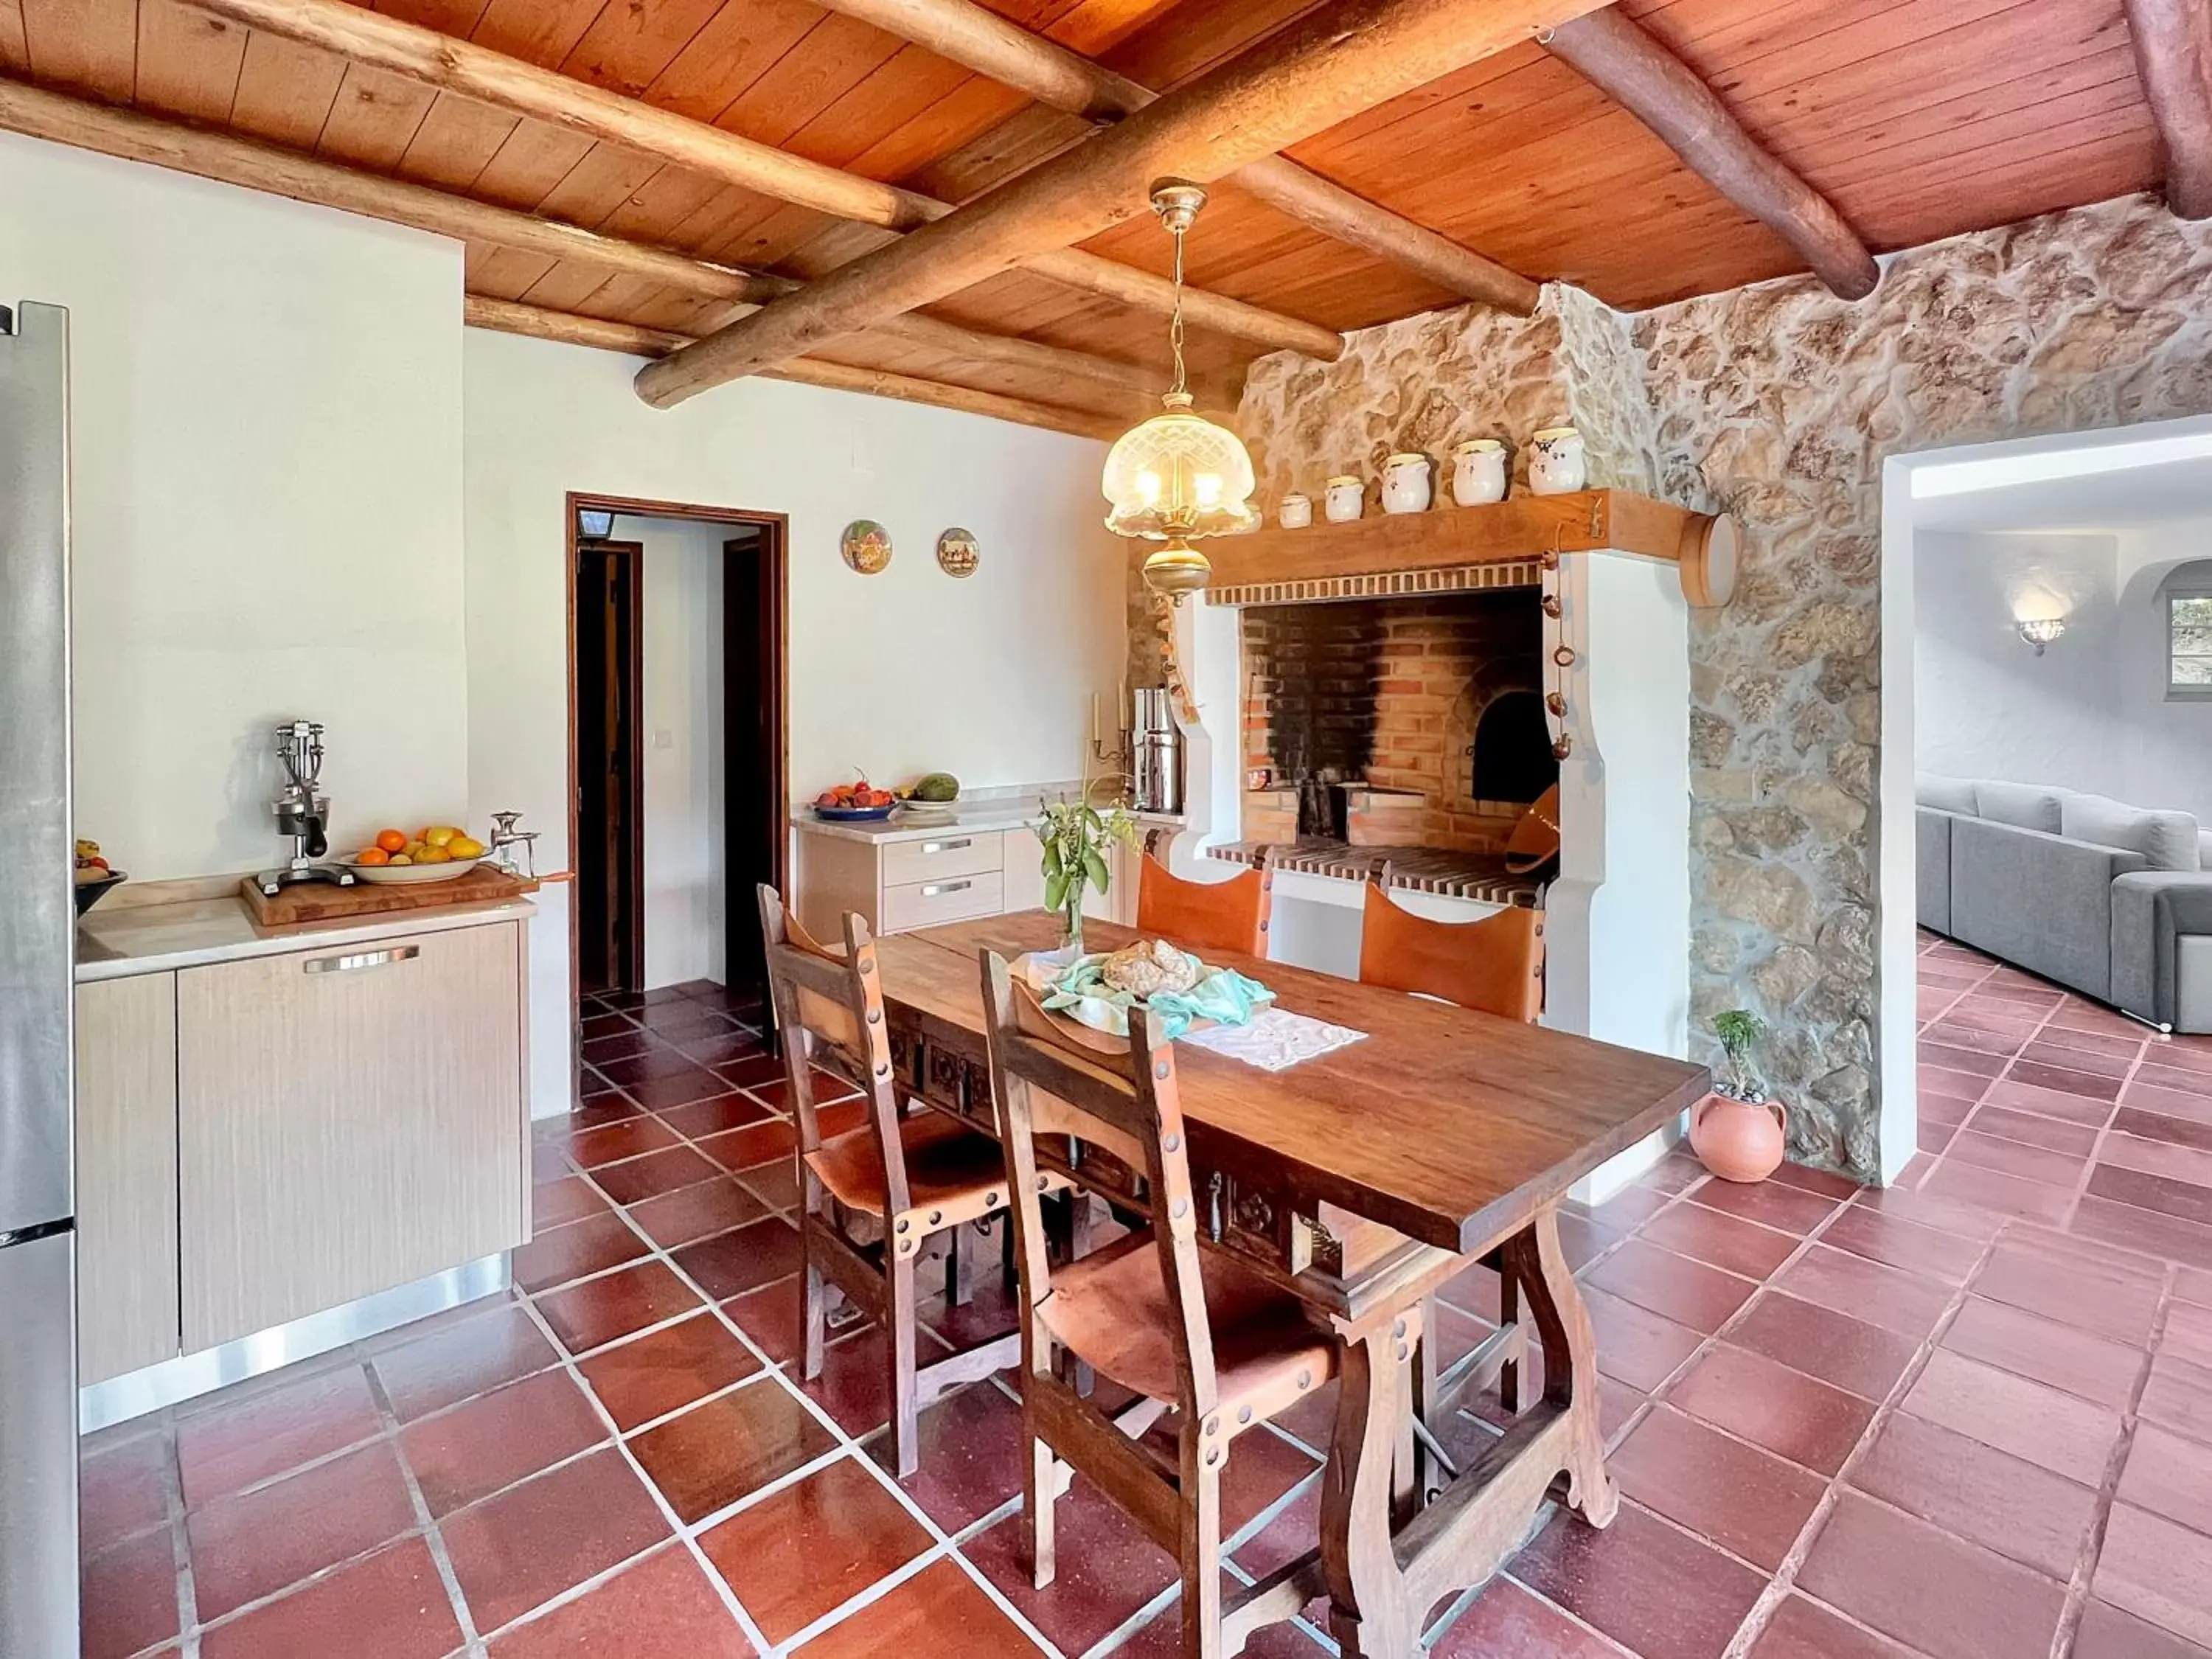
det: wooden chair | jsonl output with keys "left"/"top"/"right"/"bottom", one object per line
{"left": 978, "top": 950, "right": 1336, "bottom": 1659}
{"left": 1135, "top": 844, "right": 1275, "bottom": 958}
{"left": 757, "top": 884, "right": 1023, "bottom": 1477}
{"left": 1357, "top": 876, "right": 1545, "bottom": 1484}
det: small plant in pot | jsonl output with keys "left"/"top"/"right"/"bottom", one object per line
{"left": 1688, "top": 1009, "right": 1788, "bottom": 1183}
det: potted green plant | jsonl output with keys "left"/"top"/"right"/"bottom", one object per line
{"left": 1035, "top": 797, "right": 1138, "bottom": 954}
{"left": 1688, "top": 1008, "right": 1788, "bottom": 1183}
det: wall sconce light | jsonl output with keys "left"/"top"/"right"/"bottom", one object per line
{"left": 2017, "top": 617, "right": 2066, "bottom": 655}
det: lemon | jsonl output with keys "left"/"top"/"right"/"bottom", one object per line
{"left": 449, "top": 835, "right": 485, "bottom": 860}
{"left": 425, "top": 825, "right": 458, "bottom": 848}
{"left": 418, "top": 845, "right": 453, "bottom": 864}
{"left": 388, "top": 853, "right": 413, "bottom": 866}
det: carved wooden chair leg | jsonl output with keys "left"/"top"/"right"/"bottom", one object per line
{"left": 887, "top": 1249, "right": 921, "bottom": 1478}
{"left": 945, "top": 1222, "right": 971, "bottom": 1308}
{"left": 1181, "top": 1441, "right": 1225, "bottom": 1659}
{"left": 1026, "top": 1413, "right": 1059, "bottom": 1590}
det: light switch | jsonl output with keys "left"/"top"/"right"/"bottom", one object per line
{"left": 653, "top": 729, "right": 674, "bottom": 750}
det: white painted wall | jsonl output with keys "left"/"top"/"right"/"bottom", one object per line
{"left": 2115, "top": 521, "right": 2212, "bottom": 825}
{"left": 0, "top": 132, "right": 467, "bottom": 878}
{"left": 461, "top": 330, "right": 1121, "bottom": 1113}
{"left": 628, "top": 515, "right": 726, "bottom": 990}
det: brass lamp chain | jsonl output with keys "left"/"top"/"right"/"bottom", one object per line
{"left": 1168, "top": 218, "right": 1189, "bottom": 400}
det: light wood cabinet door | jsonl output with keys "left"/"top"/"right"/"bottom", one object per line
{"left": 75, "top": 973, "right": 181, "bottom": 1385}
{"left": 177, "top": 922, "right": 526, "bottom": 1352}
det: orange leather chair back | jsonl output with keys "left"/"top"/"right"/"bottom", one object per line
{"left": 1358, "top": 883, "right": 1544, "bottom": 1023}
{"left": 1135, "top": 852, "right": 1271, "bottom": 958}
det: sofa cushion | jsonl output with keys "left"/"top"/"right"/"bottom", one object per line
{"left": 1950, "top": 816, "right": 2145, "bottom": 1001}
{"left": 2061, "top": 793, "right": 2202, "bottom": 872}
{"left": 1918, "top": 808, "right": 1952, "bottom": 935}
{"left": 1916, "top": 773, "right": 1979, "bottom": 815}
{"left": 1973, "top": 779, "right": 2067, "bottom": 833}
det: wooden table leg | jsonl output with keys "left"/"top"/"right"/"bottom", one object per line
{"left": 1320, "top": 1312, "right": 1416, "bottom": 1659}
{"left": 1503, "top": 1206, "right": 1616, "bottom": 1526}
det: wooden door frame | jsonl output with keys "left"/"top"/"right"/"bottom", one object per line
{"left": 573, "top": 537, "right": 646, "bottom": 993}
{"left": 565, "top": 493, "right": 790, "bottom": 1099}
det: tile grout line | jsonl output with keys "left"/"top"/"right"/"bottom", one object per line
{"left": 360, "top": 1363, "right": 485, "bottom": 1658}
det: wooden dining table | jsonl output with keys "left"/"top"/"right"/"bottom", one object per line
{"left": 868, "top": 911, "right": 1708, "bottom": 1658}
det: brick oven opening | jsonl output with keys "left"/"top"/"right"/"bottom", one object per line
{"left": 1467, "top": 689, "right": 1557, "bottom": 807}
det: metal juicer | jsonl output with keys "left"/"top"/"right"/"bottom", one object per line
{"left": 254, "top": 720, "right": 355, "bottom": 897}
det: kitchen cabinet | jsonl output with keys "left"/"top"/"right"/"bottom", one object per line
{"left": 175, "top": 920, "right": 526, "bottom": 1353}
{"left": 799, "top": 822, "right": 1138, "bottom": 944}
{"left": 74, "top": 973, "right": 181, "bottom": 1385}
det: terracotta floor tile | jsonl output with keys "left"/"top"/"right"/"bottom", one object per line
{"left": 1819, "top": 1203, "right": 1983, "bottom": 1284}
{"left": 1940, "top": 1296, "right": 2142, "bottom": 1407}
{"left": 1920, "top": 1041, "right": 2008, "bottom": 1078}
{"left": 2169, "top": 1301, "right": 2212, "bottom": 1367}
{"left": 630, "top": 1068, "right": 754, "bottom": 1113}
{"left": 592, "top": 1144, "right": 724, "bottom": 1206}
{"left": 873, "top": 1377, "right": 1026, "bottom": 1534}
{"left": 698, "top": 1119, "right": 799, "bottom": 1173}
{"left": 2010, "top": 1058, "right": 2124, "bottom": 1100}
{"left": 1579, "top": 1284, "right": 1705, "bottom": 1393}
{"left": 372, "top": 1301, "right": 560, "bottom": 1422}
{"left": 1797, "top": 1489, "right": 2065, "bottom": 1659}
{"left": 186, "top": 1440, "right": 417, "bottom": 1620}
{"left": 1610, "top": 1405, "right": 1824, "bottom": 1570}
{"left": 80, "top": 1430, "right": 173, "bottom": 1556}
{"left": 1432, "top": 1576, "right": 1619, "bottom": 1657}
{"left": 577, "top": 1309, "right": 761, "bottom": 1433}
{"left": 672, "top": 1217, "right": 804, "bottom": 1300}
{"left": 582, "top": 1029, "right": 655, "bottom": 1063}
{"left": 1920, "top": 1066, "right": 1993, "bottom": 1106}
{"left": 1920, "top": 1121, "right": 1959, "bottom": 1155}
{"left": 1588, "top": 1183, "right": 1671, "bottom": 1232}
{"left": 2071, "top": 1196, "right": 2212, "bottom": 1271}
{"left": 2137, "top": 1063, "right": 2212, "bottom": 1101}
{"left": 700, "top": 1455, "right": 931, "bottom": 1643}
{"left": 1944, "top": 1129, "right": 2087, "bottom": 1189}
{"left": 591, "top": 1046, "right": 711, "bottom": 1085}
{"left": 2096, "top": 1503, "right": 2212, "bottom": 1648}
{"left": 1687, "top": 1177, "right": 1841, "bottom": 1234}
{"left": 175, "top": 1360, "right": 383, "bottom": 1506}
{"left": 1903, "top": 1349, "right": 2121, "bottom": 1485}
{"left": 2091, "top": 1164, "right": 2212, "bottom": 1228}
{"left": 1509, "top": 1498, "right": 1767, "bottom": 1659}
{"left": 2116, "top": 1107, "right": 2212, "bottom": 1155}
{"left": 400, "top": 1368, "right": 609, "bottom": 1517}
{"left": 2020, "top": 1038, "right": 2135, "bottom": 1078}
{"left": 1770, "top": 1161, "right": 1863, "bottom": 1200}
{"left": 511, "top": 1211, "right": 650, "bottom": 1295}
{"left": 966, "top": 1473, "right": 1175, "bottom": 1657}
{"left": 1979, "top": 1078, "right": 2116, "bottom": 1127}
{"left": 535, "top": 1175, "right": 611, "bottom": 1228}
{"left": 1923, "top": 1021, "right": 2025, "bottom": 1058}
{"left": 440, "top": 1448, "right": 672, "bottom": 1635}
{"left": 1666, "top": 1341, "right": 1874, "bottom": 1475}
{"left": 2073, "top": 1597, "right": 2212, "bottom": 1659}
{"left": 655, "top": 1092, "right": 773, "bottom": 1140}
{"left": 1730, "top": 1292, "right": 1920, "bottom": 1402}
{"left": 566, "top": 1115, "right": 684, "bottom": 1166}
{"left": 680, "top": 1031, "right": 771, "bottom": 1068}
{"left": 2180, "top": 1264, "right": 2212, "bottom": 1307}
{"left": 737, "top": 1160, "right": 802, "bottom": 1211}
{"left": 715, "top": 1051, "right": 786, "bottom": 1089}
{"left": 198, "top": 1534, "right": 462, "bottom": 1659}
{"left": 2034, "top": 1024, "right": 2145, "bottom": 1064}
{"left": 2119, "top": 1422, "right": 2212, "bottom": 1535}
{"left": 627, "top": 1379, "right": 836, "bottom": 1525}
{"left": 1972, "top": 1237, "right": 2164, "bottom": 1345}
{"left": 1919, "top": 1159, "right": 2073, "bottom": 1226}
{"left": 796, "top": 1323, "right": 957, "bottom": 1441}
{"left": 1965, "top": 1103, "right": 2102, "bottom": 1155}
{"left": 794, "top": 1557, "right": 1041, "bottom": 1658}
{"left": 2130, "top": 1082, "right": 2212, "bottom": 1124}
{"left": 2140, "top": 1352, "right": 2212, "bottom": 1445}
{"left": 1853, "top": 1182, "right": 2009, "bottom": 1241}
{"left": 488, "top": 1543, "right": 755, "bottom": 1658}
{"left": 535, "top": 1259, "right": 703, "bottom": 1356}
{"left": 80, "top": 1523, "right": 180, "bottom": 1659}
{"left": 1851, "top": 1409, "right": 2096, "bottom": 1579}
{"left": 1775, "top": 1244, "right": 1953, "bottom": 1340}
{"left": 627, "top": 1176, "right": 773, "bottom": 1251}
{"left": 1747, "top": 1595, "right": 1918, "bottom": 1658}
{"left": 1584, "top": 1238, "right": 1758, "bottom": 1335}
{"left": 1636, "top": 1202, "right": 1799, "bottom": 1280}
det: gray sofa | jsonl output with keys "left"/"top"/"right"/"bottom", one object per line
{"left": 1918, "top": 774, "right": 2212, "bottom": 1034}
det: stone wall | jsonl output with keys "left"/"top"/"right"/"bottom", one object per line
{"left": 1216, "top": 191, "right": 2212, "bottom": 1180}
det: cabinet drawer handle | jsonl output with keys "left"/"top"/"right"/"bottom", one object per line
{"left": 919, "top": 880, "right": 972, "bottom": 898}
{"left": 304, "top": 945, "right": 420, "bottom": 975}
{"left": 919, "top": 838, "right": 973, "bottom": 855}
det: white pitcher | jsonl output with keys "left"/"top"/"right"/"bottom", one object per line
{"left": 1380, "top": 453, "right": 1433, "bottom": 515}
{"left": 1528, "top": 427, "right": 1587, "bottom": 495}
{"left": 1324, "top": 475, "right": 1364, "bottom": 522}
{"left": 1451, "top": 438, "right": 1507, "bottom": 506}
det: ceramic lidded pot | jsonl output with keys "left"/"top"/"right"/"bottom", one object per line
{"left": 1380, "top": 452, "right": 1433, "bottom": 515}
{"left": 1323, "top": 475, "right": 1364, "bottom": 523}
{"left": 1451, "top": 438, "right": 1507, "bottom": 506}
{"left": 1688, "top": 1093, "right": 1787, "bottom": 1183}
{"left": 1528, "top": 427, "right": 1587, "bottom": 495}
{"left": 1278, "top": 491, "right": 1312, "bottom": 529}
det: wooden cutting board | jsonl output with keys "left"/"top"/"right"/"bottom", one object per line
{"left": 240, "top": 866, "right": 538, "bottom": 930}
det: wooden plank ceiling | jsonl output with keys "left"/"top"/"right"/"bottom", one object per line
{"left": 0, "top": 0, "right": 2158, "bottom": 425}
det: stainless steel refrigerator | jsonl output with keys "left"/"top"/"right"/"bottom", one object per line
{"left": 0, "top": 299, "right": 81, "bottom": 1658}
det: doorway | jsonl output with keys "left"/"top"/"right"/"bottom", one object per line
{"left": 566, "top": 495, "right": 787, "bottom": 1065}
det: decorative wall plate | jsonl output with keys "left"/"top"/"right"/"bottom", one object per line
{"left": 936, "top": 526, "right": 980, "bottom": 577}
{"left": 840, "top": 519, "right": 893, "bottom": 574}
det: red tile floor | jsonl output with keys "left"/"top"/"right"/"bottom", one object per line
{"left": 79, "top": 953, "right": 2212, "bottom": 1658}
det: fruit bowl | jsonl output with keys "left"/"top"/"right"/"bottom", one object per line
{"left": 813, "top": 803, "right": 897, "bottom": 823}
{"left": 340, "top": 854, "right": 481, "bottom": 886}
{"left": 74, "top": 869, "right": 127, "bottom": 916}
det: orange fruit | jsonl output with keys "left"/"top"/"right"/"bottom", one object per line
{"left": 375, "top": 828, "right": 406, "bottom": 853}
{"left": 357, "top": 847, "right": 389, "bottom": 866}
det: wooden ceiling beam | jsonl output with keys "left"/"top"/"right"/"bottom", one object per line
{"left": 0, "top": 76, "right": 1171, "bottom": 408}
{"left": 465, "top": 296, "right": 1124, "bottom": 440}
{"left": 181, "top": 0, "right": 1340, "bottom": 359}
{"left": 2122, "top": 0, "right": 2212, "bottom": 218}
{"left": 809, "top": 0, "right": 1540, "bottom": 314}
{"left": 1541, "top": 8, "right": 1879, "bottom": 301}
{"left": 633, "top": 0, "right": 1603, "bottom": 409}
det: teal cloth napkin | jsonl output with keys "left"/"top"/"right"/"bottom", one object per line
{"left": 1040, "top": 947, "right": 1275, "bottom": 1040}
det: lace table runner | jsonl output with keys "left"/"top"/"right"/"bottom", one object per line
{"left": 1183, "top": 1006, "right": 1367, "bottom": 1072}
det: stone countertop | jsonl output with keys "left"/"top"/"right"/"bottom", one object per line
{"left": 76, "top": 892, "right": 537, "bottom": 983}
{"left": 797, "top": 800, "right": 1188, "bottom": 846}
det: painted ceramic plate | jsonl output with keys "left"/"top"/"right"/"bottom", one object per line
{"left": 840, "top": 519, "right": 892, "bottom": 575}
{"left": 936, "top": 527, "right": 979, "bottom": 577}
{"left": 813, "top": 803, "right": 897, "bottom": 822}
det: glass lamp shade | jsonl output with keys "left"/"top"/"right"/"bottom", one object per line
{"left": 1101, "top": 393, "right": 1258, "bottom": 542}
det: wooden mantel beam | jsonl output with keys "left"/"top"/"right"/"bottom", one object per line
{"left": 2123, "top": 0, "right": 2212, "bottom": 219}
{"left": 0, "top": 76, "right": 1175, "bottom": 411}
{"left": 465, "top": 296, "right": 1124, "bottom": 439}
{"left": 634, "top": 0, "right": 1605, "bottom": 409}
{"left": 810, "top": 0, "right": 1540, "bottom": 314}
{"left": 1542, "top": 9, "right": 1879, "bottom": 301}
{"left": 183, "top": 0, "right": 1341, "bottom": 361}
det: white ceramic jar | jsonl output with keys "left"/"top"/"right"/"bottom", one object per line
{"left": 1324, "top": 475, "right": 1364, "bottom": 523}
{"left": 1277, "top": 491, "right": 1312, "bottom": 529}
{"left": 1528, "top": 427, "right": 1587, "bottom": 495}
{"left": 1451, "top": 438, "right": 1507, "bottom": 507}
{"left": 1380, "top": 452, "right": 1433, "bottom": 515}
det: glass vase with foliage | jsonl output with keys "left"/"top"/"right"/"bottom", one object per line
{"left": 1035, "top": 798, "right": 1138, "bottom": 953}
{"left": 1711, "top": 1009, "right": 1768, "bottom": 1102}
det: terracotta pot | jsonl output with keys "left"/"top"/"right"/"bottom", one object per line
{"left": 1688, "top": 1091, "right": 1787, "bottom": 1183}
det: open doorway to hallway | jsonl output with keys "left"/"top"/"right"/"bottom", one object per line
{"left": 567, "top": 495, "right": 786, "bottom": 1104}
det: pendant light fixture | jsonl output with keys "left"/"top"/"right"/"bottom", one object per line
{"left": 1100, "top": 181, "right": 1258, "bottom": 602}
